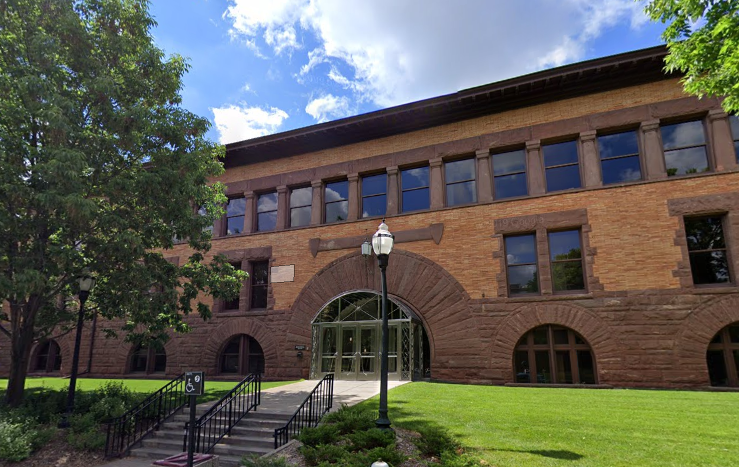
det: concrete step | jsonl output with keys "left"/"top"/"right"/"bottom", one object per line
{"left": 155, "top": 424, "right": 275, "bottom": 439}
{"left": 143, "top": 432, "right": 275, "bottom": 451}
{"left": 129, "top": 447, "right": 244, "bottom": 467}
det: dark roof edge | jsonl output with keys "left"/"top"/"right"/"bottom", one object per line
{"left": 225, "top": 45, "right": 668, "bottom": 153}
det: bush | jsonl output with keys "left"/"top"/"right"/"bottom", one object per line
{"left": 413, "top": 426, "right": 459, "bottom": 458}
{"left": 0, "top": 419, "right": 34, "bottom": 462}
{"left": 323, "top": 405, "right": 375, "bottom": 435}
{"left": 296, "top": 424, "right": 340, "bottom": 448}
{"left": 11, "top": 388, "right": 67, "bottom": 424}
{"left": 67, "top": 413, "right": 106, "bottom": 451}
{"left": 301, "top": 444, "right": 348, "bottom": 466}
{"left": 351, "top": 446, "right": 405, "bottom": 467}
{"left": 241, "top": 454, "right": 290, "bottom": 467}
{"left": 347, "top": 428, "right": 395, "bottom": 451}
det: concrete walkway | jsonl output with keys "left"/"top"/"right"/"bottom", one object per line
{"left": 104, "top": 379, "right": 408, "bottom": 466}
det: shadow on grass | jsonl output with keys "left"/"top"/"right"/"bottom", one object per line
{"left": 493, "top": 449, "right": 584, "bottom": 460}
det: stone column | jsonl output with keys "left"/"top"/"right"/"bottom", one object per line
{"left": 525, "top": 140, "right": 546, "bottom": 195}
{"left": 707, "top": 109, "right": 739, "bottom": 171}
{"left": 429, "top": 157, "right": 444, "bottom": 209}
{"left": 386, "top": 166, "right": 399, "bottom": 216}
{"left": 475, "top": 149, "right": 493, "bottom": 203}
{"left": 311, "top": 180, "right": 323, "bottom": 225}
{"left": 580, "top": 130, "right": 602, "bottom": 188}
{"left": 640, "top": 120, "right": 667, "bottom": 180}
{"left": 276, "top": 185, "right": 288, "bottom": 230}
{"left": 347, "top": 173, "right": 359, "bottom": 220}
{"left": 243, "top": 191, "right": 255, "bottom": 234}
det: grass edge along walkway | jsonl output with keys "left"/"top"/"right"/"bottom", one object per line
{"left": 355, "top": 382, "right": 739, "bottom": 467}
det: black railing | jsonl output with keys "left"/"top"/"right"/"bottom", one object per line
{"left": 184, "top": 373, "right": 261, "bottom": 454}
{"left": 274, "top": 373, "right": 334, "bottom": 449}
{"left": 105, "top": 373, "right": 187, "bottom": 458}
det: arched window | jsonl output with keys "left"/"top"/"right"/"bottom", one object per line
{"left": 128, "top": 344, "right": 166, "bottom": 374}
{"left": 514, "top": 325, "right": 596, "bottom": 384}
{"left": 706, "top": 323, "right": 739, "bottom": 387}
{"left": 33, "top": 340, "right": 62, "bottom": 373}
{"left": 220, "top": 334, "right": 264, "bottom": 375}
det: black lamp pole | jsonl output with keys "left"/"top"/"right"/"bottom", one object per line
{"left": 376, "top": 252, "right": 391, "bottom": 430}
{"left": 59, "top": 271, "right": 95, "bottom": 428}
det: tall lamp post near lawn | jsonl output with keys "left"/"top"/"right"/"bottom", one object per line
{"left": 59, "top": 269, "right": 96, "bottom": 428}
{"left": 372, "top": 220, "right": 394, "bottom": 430}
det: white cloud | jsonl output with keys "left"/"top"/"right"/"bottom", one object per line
{"left": 211, "top": 104, "right": 289, "bottom": 144}
{"left": 225, "top": 0, "right": 650, "bottom": 108}
{"left": 305, "top": 94, "right": 351, "bottom": 123}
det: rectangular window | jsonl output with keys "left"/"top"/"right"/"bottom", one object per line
{"left": 661, "top": 120, "right": 709, "bottom": 176}
{"left": 504, "top": 234, "right": 538, "bottom": 295}
{"left": 198, "top": 205, "right": 213, "bottom": 234}
{"left": 401, "top": 166, "right": 430, "bottom": 212}
{"left": 548, "top": 230, "right": 585, "bottom": 292}
{"left": 543, "top": 141, "right": 581, "bottom": 192}
{"left": 224, "top": 262, "right": 241, "bottom": 311}
{"left": 730, "top": 115, "right": 739, "bottom": 160}
{"left": 225, "top": 197, "right": 246, "bottom": 235}
{"left": 290, "top": 186, "right": 312, "bottom": 228}
{"left": 256, "top": 192, "right": 278, "bottom": 232}
{"left": 445, "top": 158, "right": 476, "bottom": 206}
{"left": 361, "top": 173, "right": 387, "bottom": 218}
{"left": 250, "top": 261, "right": 269, "bottom": 309}
{"left": 325, "top": 180, "right": 349, "bottom": 223}
{"left": 685, "top": 216, "right": 731, "bottom": 285}
{"left": 492, "top": 149, "right": 527, "bottom": 199}
{"left": 597, "top": 131, "right": 642, "bottom": 184}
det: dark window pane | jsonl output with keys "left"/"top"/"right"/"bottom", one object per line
{"left": 251, "top": 286, "right": 267, "bottom": 308}
{"left": 712, "top": 332, "right": 723, "bottom": 344}
{"left": 362, "top": 174, "right": 387, "bottom": 197}
{"left": 226, "top": 198, "right": 246, "bottom": 216}
{"left": 326, "top": 200, "right": 348, "bottom": 223}
{"left": 735, "top": 141, "right": 739, "bottom": 160}
{"left": 549, "top": 230, "right": 582, "bottom": 260}
{"left": 221, "top": 354, "right": 239, "bottom": 373}
{"left": 665, "top": 147, "right": 709, "bottom": 175}
{"left": 556, "top": 351, "right": 573, "bottom": 383}
{"left": 252, "top": 262, "right": 268, "bottom": 285}
{"left": 224, "top": 338, "right": 240, "bottom": 354}
{"left": 224, "top": 297, "right": 240, "bottom": 310}
{"left": 577, "top": 351, "right": 596, "bottom": 384}
{"left": 575, "top": 334, "right": 586, "bottom": 345}
{"left": 729, "top": 325, "right": 739, "bottom": 343}
{"left": 154, "top": 353, "right": 167, "bottom": 372}
{"left": 601, "top": 156, "right": 642, "bottom": 184}
{"left": 533, "top": 327, "right": 548, "bottom": 345}
{"left": 402, "top": 188, "right": 430, "bottom": 212}
{"left": 227, "top": 216, "right": 244, "bottom": 235}
{"left": 689, "top": 251, "right": 730, "bottom": 284}
{"left": 508, "top": 265, "right": 539, "bottom": 294}
{"left": 401, "top": 166, "right": 429, "bottom": 189}
{"left": 546, "top": 164, "right": 581, "bottom": 191}
{"left": 685, "top": 217, "right": 725, "bottom": 250}
{"left": 707, "top": 350, "right": 728, "bottom": 386}
{"left": 257, "top": 211, "right": 276, "bottom": 232}
{"left": 198, "top": 206, "right": 213, "bottom": 233}
{"left": 362, "top": 195, "right": 386, "bottom": 218}
{"left": 553, "top": 329, "right": 569, "bottom": 345}
{"left": 257, "top": 192, "right": 278, "bottom": 213}
{"left": 445, "top": 158, "right": 475, "bottom": 183}
{"left": 495, "top": 173, "right": 527, "bottom": 199}
{"left": 552, "top": 262, "right": 585, "bottom": 291}
{"left": 535, "top": 351, "right": 551, "bottom": 383}
{"left": 249, "top": 336, "right": 263, "bottom": 354}
{"left": 290, "top": 187, "right": 312, "bottom": 208}
{"left": 493, "top": 150, "right": 526, "bottom": 175}
{"left": 290, "top": 206, "right": 311, "bottom": 227}
{"left": 543, "top": 141, "right": 578, "bottom": 166}
{"left": 505, "top": 235, "right": 537, "bottom": 264}
{"left": 661, "top": 121, "right": 706, "bottom": 150}
{"left": 598, "top": 131, "right": 639, "bottom": 159}
{"left": 730, "top": 115, "right": 739, "bottom": 140}
{"left": 325, "top": 181, "right": 349, "bottom": 201}
{"left": 515, "top": 351, "right": 530, "bottom": 383}
{"left": 446, "top": 181, "right": 476, "bottom": 206}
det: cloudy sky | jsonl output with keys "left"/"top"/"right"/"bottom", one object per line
{"left": 149, "top": 0, "right": 668, "bottom": 145}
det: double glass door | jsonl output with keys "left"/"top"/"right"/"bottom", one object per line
{"left": 318, "top": 323, "right": 399, "bottom": 380}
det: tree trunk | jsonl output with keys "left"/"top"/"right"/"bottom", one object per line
{"left": 5, "top": 306, "right": 36, "bottom": 407}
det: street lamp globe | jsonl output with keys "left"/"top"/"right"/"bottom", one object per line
{"left": 78, "top": 268, "right": 96, "bottom": 295}
{"left": 372, "top": 221, "right": 394, "bottom": 256}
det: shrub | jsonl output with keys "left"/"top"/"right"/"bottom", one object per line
{"left": 439, "top": 451, "right": 480, "bottom": 467}
{"left": 241, "top": 454, "right": 290, "bottom": 467}
{"left": 12, "top": 388, "right": 67, "bottom": 424}
{"left": 323, "top": 405, "right": 375, "bottom": 435}
{"left": 67, "top": 413, "right": 106, "bottom": 451}
{"left": 0, "top": 419, "right": 34, "bottom": 462}
{"left": 352, "top": 446, "right": 405, "bottom": 467}
{"left": 413, "top": 426, "right": 459, "bottom": 458}
{"left": 296, "top": 424, "right": 340, "bottom": 448}
{"left": 347, "top": 428, "right": 395, "bottom": 451}
{"left": 301, "top": 444, "right": 348, "bottom": 466}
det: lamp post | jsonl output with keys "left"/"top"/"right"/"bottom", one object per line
{"left": 372, "top": 220, "right": 394, "bottom": 430}
{"left": 59, "top": 269, "right": 96, "bottom": 428}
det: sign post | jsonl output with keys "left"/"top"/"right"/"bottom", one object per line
{"left": 184, "top": 372, "right": 204, "bottom": 467}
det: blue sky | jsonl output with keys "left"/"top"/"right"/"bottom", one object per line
{"left": 148, "top": 0, "right": 668, "bottom": 145}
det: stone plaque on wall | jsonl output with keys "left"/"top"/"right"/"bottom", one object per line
{"left": 271, "top": 265, "right": 295, "bottom": 283}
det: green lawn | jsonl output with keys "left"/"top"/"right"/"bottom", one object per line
{"left": 357, "top": 382, "right": 739, "bottom": 467}
{"left": 0, "top": 377, "right": 299, "bottom": 404}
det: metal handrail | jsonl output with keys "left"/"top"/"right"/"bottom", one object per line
{"left": 274, "top": 373, "right": 334, "bottom": 449}
{"left": 104, "top": 373, "right": 187, "bottom": 458}
{"left": 184, "top": 373, "right": 261, "bottom": 454}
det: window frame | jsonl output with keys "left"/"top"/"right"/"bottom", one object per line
{"left": 504, "top": 233, "right": 540, "bottom": 296}
{"left": 224, "top": 196, "right": 247, "bottom": 236}
{"left": 223, "top": 261, "right": 243, "bottom": 311}
{"left": 256, "top": 191, "right": 278, "bottom": 232}
{"left": 444, "top": 157, "right": 477, "bottom": 207}
{"left": 660, "top": 118, "right": 711, "bottom": 177}
{"left": 400, "top": 165, "right": 431, "bottom": 213}
{"left": 289, "top": 185, "right": 312, "bottom": 228}
{"left": 730, "top": 115, "right": 739, "bottom": 160}
{"left": 684, "top": 215, "right": 733, "bottom": 287}
{"left": 707, "top": 323, "right": 739, "bottom": 387}
{"left": 249, "top": 260, "right": 270, "bottom": 310}
{"left": 324, "top": 179, "right": 349, "bottom": 224}
{"left": 491, "top": 148, "right": 528, "bottom": 200}
{"left": 32, "top": 340, "right": 61, "bottom": 373}
{"left": 128, "top": 344, "right": 166, "bottom": 375}
{"left": 542, "top": 139, "right": 582, "bottom": 192}
{"left": 360, "top": 172, "right": 388, "bottom": 219}
{"left": 548, "top": 229, "right": 587, "bottom": 294}
{"left": 219, "top": 334, "right": 265, "bottom": 376}
{"left": 596, "top": 129, "right": 643, "bottom": 185}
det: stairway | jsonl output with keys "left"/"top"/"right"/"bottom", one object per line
{"left": 128, "top": 404, "right": 292, "bottom": 467}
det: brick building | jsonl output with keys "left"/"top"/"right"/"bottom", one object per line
{"left": 6, "top": 45, "right": 739, "bottom": 389}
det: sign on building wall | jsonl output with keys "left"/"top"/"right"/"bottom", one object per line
{"left": 271, "top": 265, "right": 295, "bottom": 283}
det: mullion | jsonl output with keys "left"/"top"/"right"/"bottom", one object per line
{"left": 403, "top": 186, "right": 428, "bottom": 194}
{"left": 546, "top": 161, "right": 578, "bottom": 170}
{"left": 602, "top": 153, "right": 639, "bottom": 162}
{"left": 495, "top": 170, "right": 525, "bottom": 178}
{"left": 689, "top": 247, "right": 727, "bottom": 254}
{"left": 666, "top": 143, "right": 706, "bottom": 152}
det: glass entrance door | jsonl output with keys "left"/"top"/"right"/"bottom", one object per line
{"left": 319, "top": 326, "right": 337, "bottom": 374}
{"left": 357, "top": 325, "right": 378, "bottom": 380}
{"left": 339, "top": 326, "right": 357, "bottom": 379}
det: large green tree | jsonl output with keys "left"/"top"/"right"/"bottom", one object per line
{"left": 645, "top": 0, "right": 739, "bottom": 112}
{"left": 0, "top": 0, "right": 246, "bottom": 406}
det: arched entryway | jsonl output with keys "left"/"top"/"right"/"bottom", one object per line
{"left": 219, "top": 334, "right": 265, "bottom": 376}
{"left": 310, "top": 291, "right": 430, "bottom": 381}
{"left": 31, "top": 340, "right": 62, "bottom": 373}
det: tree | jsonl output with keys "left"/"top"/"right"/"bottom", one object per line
{"left": 645, "top": 0, "right": 739, "bottom": 113}
{"left": 0, "top": 0, "right": 246, "bottom": 406}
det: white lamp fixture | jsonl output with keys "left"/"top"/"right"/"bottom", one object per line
{"left": 78, "top": 268, "right": 96, "bottom": 293}
{"left": 371, "top": 221, "right": 394, "bottom": 257}
{"left": 361, "top": 240, "right": 372, "bottom": 257}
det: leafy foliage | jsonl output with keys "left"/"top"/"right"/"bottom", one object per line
{"left": 240, "top": 455, "right": 291, "bottom": 467}
{"left": 0, "top": 416, "right": 53, "bottom": 462}
{"left": 66, "top": 413, "right": 106, "bottom": 451}
{"left": 644, "top": 0, "right": 739, "bottom": 112}
{"left": 323, "top": 404, "right": 376, "bottom": 435}
{"left": 0, "top": 0, "right": 247, "bottom": 405}
{"left": 346, "top": 428, "right": 395, "bottom": 451}
{"left": 296, "top": 424, "right": 340, "bottom": 447}
{"left": 412, "top": 425, "right": 460, "bottom": 458}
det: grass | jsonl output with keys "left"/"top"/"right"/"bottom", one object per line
{"left": 0, "top": 377, "right": 300, "bottom": 404}
{"left": 356, "top": 382, "right": 739, "bottom": 467}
